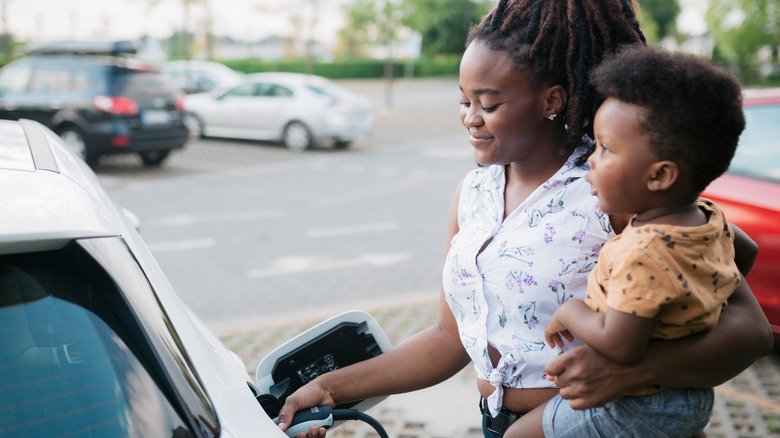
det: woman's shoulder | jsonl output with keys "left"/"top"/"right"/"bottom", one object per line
{"left": 462, "top": 164, "right": 504, "bottom": 189}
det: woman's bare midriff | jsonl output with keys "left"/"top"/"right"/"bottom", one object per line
{"left": 479, "top": 344, "right": 559, "bottom": 413}
{"left": 477, "top": 379, "right": 559, "bottom": 414}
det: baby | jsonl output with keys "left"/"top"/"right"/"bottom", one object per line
{"left": 506, "top": 45, "right": 749, "bottom": 437}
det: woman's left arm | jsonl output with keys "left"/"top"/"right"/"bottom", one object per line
{"left": 731, "top": 223, "right": 758, "bottom": 276}
{"left": 547, "top": 277, "right": 773, "bottom": 410}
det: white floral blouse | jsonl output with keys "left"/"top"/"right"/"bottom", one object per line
{"left": 442, "top": 144, "right": 614, "bottom": 416}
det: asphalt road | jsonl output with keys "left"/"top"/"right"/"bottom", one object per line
{"left": 98, "top": 77, "right": 477, "bottom": 328}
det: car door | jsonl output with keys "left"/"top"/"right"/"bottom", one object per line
{"left": 246, "top": 82, "right": 296, "bottom": 137}
{"left": 200, "top": 82, "right": 261, "bottom": 136}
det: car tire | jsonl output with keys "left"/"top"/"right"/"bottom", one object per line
{"left": 282, "top": 121, "right": 313, "bottom": 152}
{"left": 139, "top": 150, "right": 171, "bottom": 166}
{"left": 334, "top": 140, "right": 351, "bottom": 149}
{"left": 184, "top": 112, "right": 204, "bottom": 139}
{"left": 58, "top": 127, "right": 99, "bottom": 167}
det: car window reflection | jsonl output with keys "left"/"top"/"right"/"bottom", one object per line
{"left": 0, "top": 251, "right": 195, "bottom": 438}
{"left": 730, "top": 106, "right": 780, "bottom": 182}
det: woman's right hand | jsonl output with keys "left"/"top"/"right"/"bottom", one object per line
{"left": 277, "top": 381, "right": 336, "bottom": 438}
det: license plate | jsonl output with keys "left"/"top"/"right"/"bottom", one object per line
{"left": 141, "top": 110, "right": 170, "bottom": 125}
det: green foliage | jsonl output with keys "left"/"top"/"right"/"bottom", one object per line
{"left": 165, "top": 30, "right": 196, "bottom": 60}
{"left": 334, "top": 0, "right": 405, "bottom": 59}
{"left": 637, "top": 7, "right": 661, "bottom": 44}
{"left": 334, "top": 0, "right": 377, "bottom": 58}
{"left": 638, "top": 0, "right": 681, "bottom": 39}
{"left": 220, "top": 56, "right": 460, "bottom": 79}
{"left": 706, "top": 0, "right": 780, "bottom": 84}
{"left": 335, "top": 0, "right": 490, "bottom": 59}
{"left": 401, "top": 0, "right": 493, "bottom": 56}
{"left": 0, "top": 33, "right": 24, "bottom": 66}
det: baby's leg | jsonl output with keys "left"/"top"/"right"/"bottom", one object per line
{"left": 503, "top": 403, "right": 546, "bottom": 438}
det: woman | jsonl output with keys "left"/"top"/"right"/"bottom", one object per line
{"left": 279, "top": 1, "right": 773, "bottom": 436}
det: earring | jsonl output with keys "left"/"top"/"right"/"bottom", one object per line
{"left": 546, "top": 114, "right": 557, "bottom": 121}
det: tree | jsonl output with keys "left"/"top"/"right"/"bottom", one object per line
{"left": 334, "top": 0, "right": 373, "bottom": 58}
{"left": 165, "top": 29, "right": 195, "bottom": 60}
{"left": 706, "top": 0, "right": 780, "bottom": 83}
{"left": 334, "top": 0, "right": 404, "bottom": 59}
{"left": 638, "top": 0, "right": 680, "bottom": 41}
{"left": 335, "top": 0, "right": 489, "bottom": 59}
{"left": 401, "top": 0, "right": 492, "bottom": 57}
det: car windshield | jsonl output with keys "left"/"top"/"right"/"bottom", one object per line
{"left": 0, "top": 240, "right": 217, "bottom": 438}
{"left": 729, "top": 105, "right": 780, "bottom": 183}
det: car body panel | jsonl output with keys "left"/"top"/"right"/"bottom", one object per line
{"left": 0, "top": 119, "right": 286, "bottom": 437}
{"left": 702, "top": 88, "right": 780, "bottom": 340}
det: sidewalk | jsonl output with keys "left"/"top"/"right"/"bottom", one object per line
{"left": 215, "top": 295, "right": 780, "bottom": 438}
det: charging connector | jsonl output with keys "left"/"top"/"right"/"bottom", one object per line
{"left": 274, "top": 405, "right": 334, "bottom": 437}
{"left": 268, "top": 402, "right": 389, "bottom": 438}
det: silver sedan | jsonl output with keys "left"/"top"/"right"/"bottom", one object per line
{"left": 183, "top": 72, "right": 374, "bottom": 151}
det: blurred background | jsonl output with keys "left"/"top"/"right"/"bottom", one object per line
{"left": 1, "top": 0, "right": 777, "bottom": 87}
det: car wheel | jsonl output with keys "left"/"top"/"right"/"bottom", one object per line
{"left": 334, "top": 140, "right": 351, "bottom": 149}
{"left": 58, "top": 127, "right": 99, "bottom": 166}
{"left": 139, "top": 150, "right": 171, "bottom": 166}
{"left": 184, "top": 112, "right": 204, "bottom": 139}
{"left": 282, "top": 121, "right": 313, "bottom": 152}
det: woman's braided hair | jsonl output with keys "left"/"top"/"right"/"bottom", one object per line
{"left": 467, "top": 0, "right": 646, "bottom": 150}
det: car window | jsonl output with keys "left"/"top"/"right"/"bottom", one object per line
{"left": 267, "top": 84, "right": 293, "bottom": 97}
{"left": 729, "top": 105, "right": 780, "bottom": 182}
{"left": 305, "top": 77, "right": 342, "bottom": 97}
{"left": 28, "top": 67, "right": 96, "bottom": 94}
{"left": 0, "top": 62, "right": 32, "bottom": 93}
{"left": 0, "top": 239, "right": 219, "bottom": 438}
{"left": 223, "top": 82, "right": 255, "bottom": 97}
{"left": 115, "top": 70, "right": 177, "bottom": 99}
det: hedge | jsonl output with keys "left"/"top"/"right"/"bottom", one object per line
{"left": 220, "top": 56, "right": 461, "bottom": 79}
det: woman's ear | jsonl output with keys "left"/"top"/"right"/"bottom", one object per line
{"left": 544, "top": 85, "right": 567, "bottom": 119}
{"left": 647, "top": 161, "right": 679, "bottom": 192}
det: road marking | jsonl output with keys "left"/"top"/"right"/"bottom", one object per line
{"left": 247, "top": 252, "right": 413, "bottom": 278}
{"left": 305, "top": 221, "right": 400, "bottom": 238}
{"left": 150, "top": 209, "right": 286, "bottom": 226}
{"left": 148, "top": 238, "right": 216, "bottom": 253}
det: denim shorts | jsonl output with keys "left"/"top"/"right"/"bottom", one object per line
{"left": 543, "top": 387, "right": 714, "bottom": 437}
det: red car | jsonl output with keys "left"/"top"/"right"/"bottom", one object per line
{"left": 702, "top": 87, "right": 780, "bottom": 343}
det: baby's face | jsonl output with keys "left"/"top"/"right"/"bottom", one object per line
{"left": 586, "top": 98, "right": 659, "bottom": 216}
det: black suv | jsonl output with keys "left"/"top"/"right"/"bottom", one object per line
{"left": 0, "top": 40, "right": 188, "bottom": 166}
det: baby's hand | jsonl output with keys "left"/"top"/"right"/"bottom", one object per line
{"left": 545, "top": 318, "right": 574, "bottom": 348}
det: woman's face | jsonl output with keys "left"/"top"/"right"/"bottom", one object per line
{"left": 459, "top": 41, "right": 550, "bottom": 167}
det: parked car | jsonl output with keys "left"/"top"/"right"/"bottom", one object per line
{"left": 0, "top": 40, "right": 188, "bottom": 167}
{"left": 702, "top": 87, "right": 780, "bottom": 343}
{"left": 183, "top": 72, "right": 374, "bottom": 152}
{"left": 159, "top": 60, "right": 244, "bottom": 94}
{"left": 0, "top": 118, "right": 286, "bottom": 437}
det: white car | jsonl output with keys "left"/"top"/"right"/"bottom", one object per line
{"left": 183, "top": 72, "right": 374, "bottom": 152}
{"left": 160, "top": 60, "right": 244, "bottom": 94}
{"left": 0, "top": 119, "right": 287, "bottom": 437}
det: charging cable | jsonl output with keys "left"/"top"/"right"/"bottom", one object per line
{"left": 259, "top": 395, "right": 389, "bottom": 438}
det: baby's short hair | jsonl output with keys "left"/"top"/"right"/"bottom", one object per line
{"left": 590, "top": 46, "right": 745, "bottom": 194}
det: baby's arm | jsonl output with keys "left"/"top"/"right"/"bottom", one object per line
{"left": 545, "top": 300, "right": 654, "bottom": 364}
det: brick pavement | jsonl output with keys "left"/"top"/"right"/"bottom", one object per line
{"left": 215, "top": 297, "right": 780, "bottom": 438}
